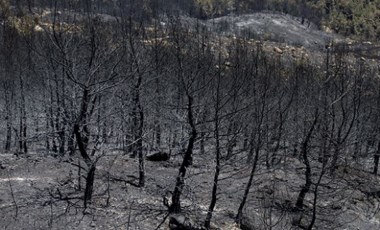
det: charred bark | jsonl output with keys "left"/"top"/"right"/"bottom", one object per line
{"left": 170, "top": 95, "right": 197, "bottom": 213}
{"left": 74, "top": 89, "right": 97, "bottom": 208}
{"left": 204, "top": 68, "right": 221, "bottom": 229}
{"left": 373, "top": 142, "right": 380, "bottom": 175}
{"left": 84, "top": 164, "right": 96, "bottom": 209}
{"left": 19, "top": 74, "right": 27, "bottom": 154}
{"left": 293, "top": 110, "right": 318, "bottom": 227}
{"left": 4, "top": 83, "right": 12, "bottom": 152}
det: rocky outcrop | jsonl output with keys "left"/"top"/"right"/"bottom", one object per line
{"left": 146, "top": 152, "right": 170, "bottom": 162}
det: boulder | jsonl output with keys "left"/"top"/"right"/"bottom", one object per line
{"left": 146, "top": 152, "right": 170, "bottom": 162}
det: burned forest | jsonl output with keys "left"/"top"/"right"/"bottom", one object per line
{"left": 1, "top": 1, "right": 380, "bottom": 229}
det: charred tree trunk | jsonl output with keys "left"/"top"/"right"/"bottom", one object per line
{"left": 67, "top": 127, "right": 75, "bottom": 156}
{"left": 237, "top": 97, "right": 267, "bottom": 222}
{"left": 155, "top": 120, "right": 161, "bottom": 149}
{"left": 226, "top": 122, "right": 236, "bottom": 159}
{"left": 154, "top": 79, "right": 161, "bottom": 149}
{"left": 293, "top": 111, "right": 318, "bottom": 227}
{"left": 19, "top": 74, "right": 27, "bottom": 154}
{"left": 129, "top": 30, "right": 145, "bottom": 190}
{"left": 153, "top": 20, "right": 162, "bottom": 150}
{"left": 200, "top": 131, "right": 205, "bottom": 155}
{"left": 246, "top": 131, "right": 256, "bottom": 163}
{"left": 4, "top": 83, "right": 12, "bottom": 152}
{"left": 5, "top": 114, "right": 12, "bottom": 151}
{"left": 237, "top": 67, "right": 269, "bottom": 223}
{"left": 132, "top": 66, "right": 145, "bottom": 186}
{"left": 373, "top": 142, "right": 380, "bottom": 175}
{"left": 204, "top": 133, "right": 220, "bottom": 229}
{"left": 137, "top": 95, "right": 145, "bottom": 187}
{"left": 67, "top": 90, "right": 76, "bottom": 156}
{"left": 74, "top": 89, "right": 96, "bottom": 209}
{"left": 236, "top": 140, "right": 260, "bottom": 224}
{"left": 84, "top": 164, "right": 96, "bottom": 209}
{"left": 55, "top": 75, "right": 66, "bottom": 156}
{"left": 308, "top": 162, "right": 326, "bottom": 230}
{"left": 49, "top": 80, "right": 58, "bottom": 153}
{"left": 74, "top": 122, "right": 95, "bottom": 209}
{"left": 204, "top": 71, "right": 221, "bottom": 229}
{"left": 170, "top": 95, "right": 197, "bottom": 213}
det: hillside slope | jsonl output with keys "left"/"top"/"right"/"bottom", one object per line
{"left": 206, "top": 12, "right": 338, "bottom": 49}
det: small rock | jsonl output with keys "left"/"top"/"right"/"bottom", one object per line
{"left": 274, "top": 47, "right": 283, "bottom": 54}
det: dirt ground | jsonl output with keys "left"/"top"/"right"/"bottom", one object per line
{"left": 1, "top": 147, "right": 380, "bottom": 229}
